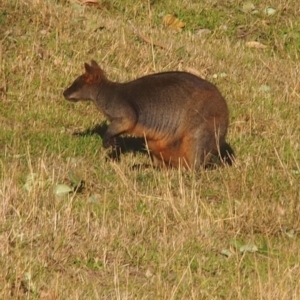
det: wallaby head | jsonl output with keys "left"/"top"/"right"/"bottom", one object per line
{"left": 63, "top": 60, "right": 106, "bottom": 102}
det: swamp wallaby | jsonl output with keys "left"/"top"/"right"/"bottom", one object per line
{"left": 63, "top": 60, "right": 234, "bottom": 169}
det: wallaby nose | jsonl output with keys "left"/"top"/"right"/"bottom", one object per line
{"left": 63, "top": 89, "right": 68, "bottom": 99}
{"left": 63, "top": 88, "right": 77, "bottom": 102}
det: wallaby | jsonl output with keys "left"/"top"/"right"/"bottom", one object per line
{"left": 63, "top": 60, "right": 234, "bottom": 170}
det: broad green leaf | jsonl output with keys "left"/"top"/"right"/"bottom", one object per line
{"left": 69, "top": 170, "right": 82, "bottom": 186}
{"left": 264, "top": 7, "right": 276, "bottom": 16}
{"left": 54, "top": 184, "right": 73, "bottom": 196}
{"left": 242, "top": 2, "right": 255, "bottom": 13}
{"left": 221, "top": 249, "right": 233, "bottom": 257}
{"left": 240, "top": 244, "right": 258, "bottom": 253}
{"left": 230, "top": 239, "right": 244, "bottom": 250}
{"left": 258, "top": 84, "right": 271, "bottom": 92}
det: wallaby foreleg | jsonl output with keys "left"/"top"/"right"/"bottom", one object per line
{"left": 102, "top": 118, "right": 135, "bottom": 148}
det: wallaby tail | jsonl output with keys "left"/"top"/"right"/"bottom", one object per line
{"left": 219, "top": 142, "right": 235, "bottom": 166}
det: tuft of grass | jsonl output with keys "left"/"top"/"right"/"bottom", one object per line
{"left": 0, "top": 0, "right": 300, "bottom": 299}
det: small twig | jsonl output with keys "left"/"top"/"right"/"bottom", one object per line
{"left": 129, "top": 21, "right": 168, "bottom": 50}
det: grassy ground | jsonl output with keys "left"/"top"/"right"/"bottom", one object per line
{"left": 1, "top": 0, "right": 300, "bottom": 299}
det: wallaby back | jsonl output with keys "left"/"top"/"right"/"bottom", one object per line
{"left": 63, "top": 60, "right": 234, "bottom": 169}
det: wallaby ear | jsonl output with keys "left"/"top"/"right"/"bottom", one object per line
{"left": 84, "top": 62, "right": 93, "bottom": 75}
{"left": 91, "top": 60, "right": 105, "bottom": 78}
{"left": 91, "top": 60, "right": 100, "bottom": 69}
{"left": 84, "top": 60, "right": 105, "bottom": 81}
{"left": 91, "top": 60, "right": 106, "bottom": 79}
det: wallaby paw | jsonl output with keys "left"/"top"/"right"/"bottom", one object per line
{"left": 103, "top": 137, "right": 117, "bottom": 148}
{"left": 103, "top": 138, "right": 112, "bottom": 148}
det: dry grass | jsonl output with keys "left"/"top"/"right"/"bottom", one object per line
{"left": 0, "top": 0, "right": 300, "bottom": 299}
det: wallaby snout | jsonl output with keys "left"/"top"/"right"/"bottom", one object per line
{"left": 63, "top": 88, "right": 73, "bottom": 101}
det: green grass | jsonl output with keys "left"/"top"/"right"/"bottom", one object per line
{"left": 1, "top": 0, "right": 300, "bottom": 299}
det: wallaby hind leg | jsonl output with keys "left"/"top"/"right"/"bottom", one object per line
{"left": 192, "top": 124, "right": 233, "bottom": 168}
{"left": 181, "top": 129, "right": 221, "bottom": 170}
{"left": 150, "top": 153, "right": 167, "bottom": 168}
{"left": 179, "top": 137, "right": 205, "bottom": 170}
{"left": 147, "top": 138, "right": 185, "bottom": 168}
{"left": 151, "top": 151, "right": 188, "bottom": 169}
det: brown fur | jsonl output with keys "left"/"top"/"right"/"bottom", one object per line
{"left": 63, "top": 60, "right": 234, "bottom": 169}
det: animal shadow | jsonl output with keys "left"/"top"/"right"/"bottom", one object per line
{"left": 73, "top": 122, "right": 235, "bottom": 169}
{"left": 73, "top": 122, "right": 148, "bottom": 162}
